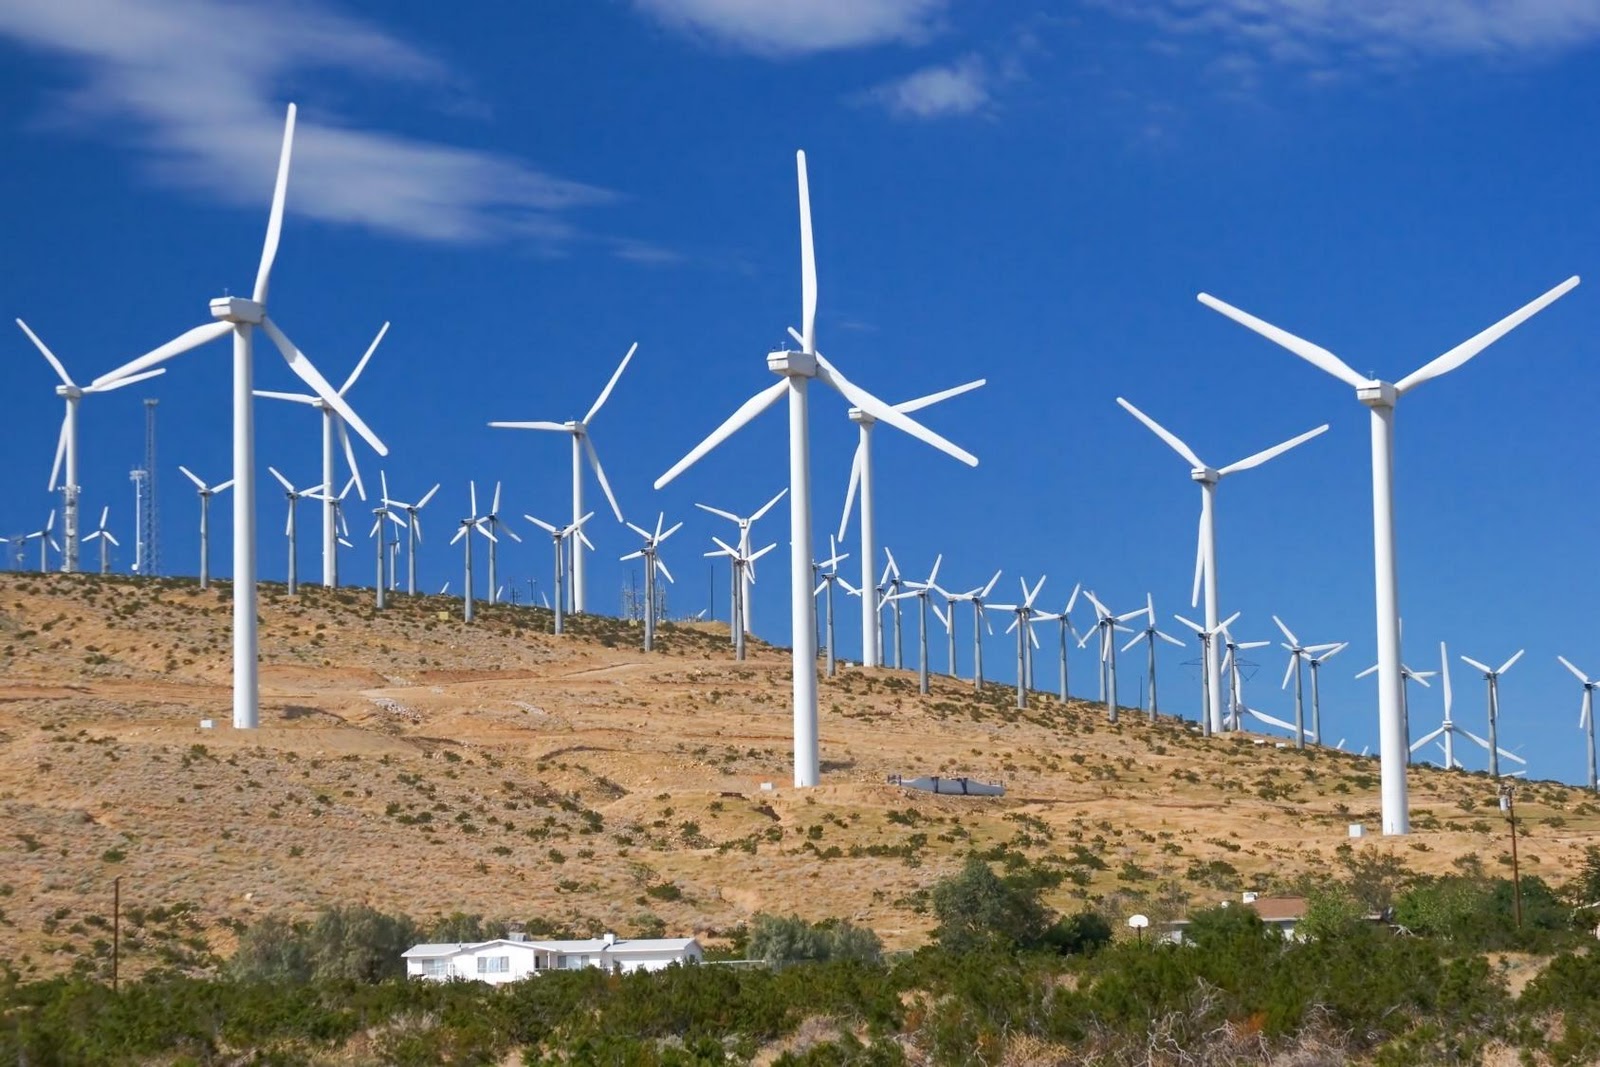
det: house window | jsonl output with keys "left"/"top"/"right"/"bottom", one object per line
{"left": 477, "top": 956, "right": 510, "bottom": 974}
{"left": 419, "top": 959, "right": 447, "bottom": 977}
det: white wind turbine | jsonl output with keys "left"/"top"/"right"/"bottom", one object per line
{"left": 838, "top": 378, "right": 985, "bottom": 667}
{"left": 525, "top": 512, "right": 592, "bottom": 636}
{"left": 1199, "top": 274, "right": 1579, "bottom": 834}
{"left": 368, "top": 473, "right": 406, "bottom": 610}
{"left": 267, "top": 467, "right": 323, "bottom": 596}
{"left": 1459, "top": 649, "right": 1527, "bottom": 779}
{"left": 90, "top": 103, "right": 389, "bottom": 731}
{"left": 621, "top": 513, "right": 682, "bottom": 652}
{"left": 890, "top": 554, "right": 943, "bottom": 694}
{"left": 1116, "top": 396, "right": 1327, "bottom": 736}
{"left": 254, "top": 321, "right": 389, "bottom": 587}
{"left": 1273, "top": 615, "right": 1340, "bottom": 750}
{"left": 1356, "top": 653, "right": 1436, "bottom": 765}
{"left": 1304, "top": 641, "right": 1348, "bottom": 749}
{"left": 488, "top": 342, "right": 636, "bottom": 614}
{"left": 1218, "top": 622, "right": 1272, "bottom": 732}
{"left": 1174, "top": 611, "right": 1240, "bottom": 737}
{"left": 696, "top": 488, "right": 787, "bottom": 640}
{"left": 17, "top": 319, "right": 164, "bottom": 573}
{"left": 480, "top": 481, "right": 522, "bottom": 605}
{"left": 1082, "top": 591, "right": 1148, "bottom": 722}
{"left": 1027, "top": 584, "right": 1082, "bottom": 703}
{"left": 82, "top": 506, "right": 120, "bottom": 574}
{"left": 882, "top": 547, "right": 907, "bottom": 669}
{"left": 20, "top": 510, "right": 59, "bottom": 573}
{"left": 988, "top": 576, "right": 1047, "bottom": 710}
{"left": 704, "top": 536, "right": 777, "bottom": 661}
{"left": 1411, "top": 642, "right": 1471, "bottom": 771}
{"left": 1556, "top": 656, "right": 1599, "bottom": 792}
{"left": 1123, "top": 594, "right": 1185, "bottom": 721}
{"left": 178, "top": 466, "right": 234, "bottom": 589}
{"left": 810, "top": 536, "right": 854, "bottom": 677}
{"left": 450, "top": 482, "right": 496, "bottom": 623}
{"left": 654, "top": 150, "right": 977, "bottom": 788}
{"left": 305, "top": 477, "right": 358, "bottom": 587}
{"left": 383, "top": 480, "right": 440, "bottom": 596}
{"left": 944, "top": 571, "right": 1001, "bottom": 691}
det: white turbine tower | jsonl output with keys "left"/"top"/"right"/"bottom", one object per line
{"left": 20, "top": 510, "right": 58, "bottom": 573}
{"left": 810, "top": 536, "right": 853, "bottom": 677}
{"left": 254, "top": 321, "right": 389, "bottom": 587}
{"left": 945, "top": 571, "right": 1000, "bottom": 691}
{"left": 82, "top": 506, "right": 120, "bottom": 575}
{"left": 1218, "top": 622, "right": 1271, "bottom": 732}
{"left": 383, "top": 481, "right": 440, "bottom": 596}
{"left": 1123, "top": 594, "right": 1185, "bottom": 721}
{"left": 488, "top": 342, "right": 635, "bottom": 614}
{"left": 1273, "top": 615, "right": 1339, "bottom": 749}
{"left": 1175, "top": 611, "right": 1241, "bottom": 736}
{"left": 696, "top": 489, "right": 787, "bottom": 640}
{"left": 1303, "top": 641, "right": 1348, "bottom": 748}
{"left": 1116, "top": 396, "right": 1327, "bottom": 736}
{"left": 267, "top": 467, "right": 322, "bottom": 596}
{"left": 881, "top": 547, "right": 907, "bottom": 669}
{"left": 1199, "top": 274, "right": 1579, "bottom": 835}
{"left": 621, "top": 513, "right": 682, "bottom": 652}
{"left": 838, "top": 378, "right": 985, "bottom": 667}
{"left": 1411, "top": 642, "right": 1470, "bottom": 770}
{"left": 1459, "top": 649, "right": 1527, "bottom": 779}
{"left": 890, "top": 554, "right": 943, "bottom": 695}
{"left": 305, "top": 477, "right": 358, "bottom": 586}
{"left": 1082, "top": 591, "right": 1147, "bottom": 722}
{"left": 988, "top": 576, "right": 1047, "bottom": 711}
{"left": 1356, "top": 655, "right": 1436, "bottom": 764}
{"left": 90, "top": 103, "right": 389, "bottom": 730}
{"left": 450, "top": 482, "right": 495, "bottom": 623}
{"left": 1556, "top": 656, "right": 1599, "bottom": 792}
{"left": 17, "top": 320, "right": 164, "bottom": 573}
{"left": 1028, "top": 583, "right": 1082, "bottom": 703}
{"left": 178, "top": 466, "right": 234, "bottom": 590}
{"left": 654, "top": 150, "right": 976, "bottom": 788}
{"left": 480, "top": 482, "right": 522, "bottom": 605}
{"left": 704, "top": 537, "right": 777, "bottom": 661}
{"left": 525, "top": 511, "right": 595, "bottom": 636}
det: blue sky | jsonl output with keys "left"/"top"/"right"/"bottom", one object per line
{"left": 3, "top": 0, "right": 1600, "bottom": 787}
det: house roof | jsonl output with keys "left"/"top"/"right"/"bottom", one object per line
{"left": 1244, "top": 896, "right": 1308, "bottom": 922}
{"left": 403, "top": 937, "right": 699, "bottom": 959}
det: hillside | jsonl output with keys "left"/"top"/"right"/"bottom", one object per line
{"left": 1, "top": 570, "right": 1594, "bottom": 979}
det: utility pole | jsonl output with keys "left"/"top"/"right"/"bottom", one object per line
{"left": 141, "top": 399, "right": 160, "bottom": 577}
{"left": 1501, "top": 783, "right": 1523, "bottom": 929}
{"left": 112, "top": 875, "right": 121, "bottom": 992}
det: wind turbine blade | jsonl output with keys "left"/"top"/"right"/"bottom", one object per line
{"left": 1499, "top": 748, "right": 1528, "bottom": 766}
{"left": 814, "top": 353, "right": 978, "bottom": 467}
{"left": 1173, "top": 614, "right": 1204, "bottom": 634}
{"left": 387, "top": 512, "right": 408, "bottom": 531}
{"left": 417, "top": 484, "right": 440, "bottom": 510}
{"left": 339, "top": 321, "right": 389, "bottom": 395}
{"left": 1121, "top": 632, "right": 1143, "bottom": 654}
{"left": 894, "top": 378, "right": 987, "bottom": 414}
{"left": 475, "top": 520, "right": 498, "bottom": 544}
{"left": 1197, "top": 293, "right": 1368, "bottom": 389}
{"left": 253, "top": 103, "right": 296, "bottom": 304}
{"left": 654, "top": 512, "right": 664, "bottom": 540}
{"left": 450, "top": 525, "right": 468, "bottom": 545}
{"left": 90, "top": 321, "right": 232, "bottom": 387}
{"left": 584, "top": 341, "right": 638, "bottom": 424}
{"left": 1114, "top": 397, "right": 1205, "bottom": 468}
{"left": 86, "top": 368, "right": 166, "bottom": 393}
{"left": 620, "top": 549, "right": 643, "bottom": 562}
{"left": 1281, "top": 655, "right": 1296, "bottom": 691}
{"left": 103, "top": 532, "right": 118, "bottom": 547}
{"left": 656, "top": 558, "right": 674, "bottom": 584}
{"left": 337, "top": 419, "right": 366, "bottom": 500}
{"left": 838, "top": 442, "right": 863, "bottom": 542}
{"left": 1219, "top": 611, "right": 1241, "bottom": 631}
{"left": 1190, "top": 510, "right": 1205, "bottom": 609}
{"left": 488, "top": 420, "right": 572, "bottom": 432}
{"left": 1355, "top": 664, "right": 1378, "bottom": 680}
{"left": 752, "top": 487, "right": 789, "bottom": 523}
{"left": 696, "top": 503, "right": 741, "bottom": 523}
{"left": 97, "top": 505, "right": 109, "bottom": 529}
{"left": 16, "top": 319, "right": 74, "bottom": 387}
{"left": 1558, "top": 655, "right": 1590, "bottom": 684}
{"left": 1463, "top": 729, "right": 1493, "bottom": 751}
{"left": 583, "top": 436, "right": 625, "bottom": 522}
{"left": 1395, "top": 276, "right": 1581, "bottom": 395}
{"left": 380, "top": 470, "right": 390, "bottom": 508}
{"left": 268, "top": 466, "right": 294, "bottom": 493}
{"left": 710, "top": 536, "right": 739, "bottom": 557}
{"left": 470, "top": 480, "right": 478, "bottom": 517}
{"left": 660, "top": 521, "right": 683, "bottom": 542}
{"left": 1156, "top": 630, "right": 1185, "bottom": 648}
{"left": 1219, "top": 424, "right": 1330, "bottom": 477}
{"left": 927, "top": 554, "right": 943, "bottom": 587}
{"left": 47, "top": 417, "right": 67, "bottom": 492}
{"left": 749, "top": 542, "right": 778, "bottom": 562}
{"left": 253, "top": 389, "right": 320, "bottom": 404}
{"left": 1410, "top": 726, "right": 1446, "bottom": 753}
{"left": 1440, "top": 642, "right": 1453, "bottom": 714}
{"left": 1497, "top": 649, "right": 1525, "bottom": 675}
{"left": 524, "top": 514, "right": 559, "bottom": 535}
{"left": 626, "top": 521, "right": 652, "bottom": 540}
{"left": 178, "top": 465, "right": 206, "bottom": 491}
{"left": 656, "top": 379, "right": 788, "bottom": 490}
{"left": 796, "top": 150, "right": 817, "bottom": 352}
{"left": 490, "top": 480, "right": 502, "bottom": 517}
{"left": 982, "top": 570, "right": 1001, "bottom": 599}
{"left": 1319, "top": 642, "right": 1348, "bottom": 663}
{"left": 1272, "top": 615, "right": 1298, "bottom": 646}
{"left": 1460, "top": 655, "right": 1493, "bottom": 675}
{"left": 501, "top": 524, "right": 523, "bottom": 543}
{"left": 261, "top": 318, "right": 388, "bottom": 456}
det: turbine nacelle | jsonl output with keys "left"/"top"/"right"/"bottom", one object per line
{"left": 1355, "top": 380, "right": 1398, "bottom": 409}
{"left": 1187, "top": 466, "right": 1220, "bottom": 485}
{"left": 767, "top": 350, "right": 818, "bottom": 377}
{"left": 53, "top": 384, "right": 83, "bottom": 400}
{"left": 209, "top": 296, "right": 265, "bottom": 325}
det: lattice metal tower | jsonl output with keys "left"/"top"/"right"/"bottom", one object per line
{"left": 140, "top": 399, "right": 160, "bottom": 576}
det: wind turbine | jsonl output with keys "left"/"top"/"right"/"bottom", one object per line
{"left": 1198, "top": 274, "right": 1579, "bottom": 835}
{"left": 1124, "top": 594, "right": 1185, "bottom": 721}
{"left": 1082, "top": 591, "right": 1147, "bottom": 722}
{"left": 1411, "top": 642, "right": 1469, "bottom": 770}
{"left": 1459, "top": 649, "right": 1527, "bottom": 778}
{"left": 82, "top": 506, "right": 120, "bottom": 575}
{"left": 17, "top": 319, "right": 164, "bottom": 573}
{"left": 450, "top": 482, "right": 495, "bottom": 623}
{"left": 882, "top": 547, "right": 907, "bottom": 669}
{"left": 267, "top": 467, "right": 323, "bottom": 596}
{"left": 1219, "top": 622, "right": 1271, "bottom": 732}
{"left": 1556, "top": 656, "right": 1599, "bottom": 792}
{"left": 1356, "top": 655, "right": 1436, "bottom": 765}
{"left": 178, "top": 466, "right": 234, "bottom": 589}
{"left": 1274, "top": 615, "right": 1340, "bottom": 750}
{"left": 621, "top": 513, "right": 682, "bottom": 652}
{"left": 1175, "top": 612, "right": 1239, "bottom": 737}
{"left": 383, "top": 480, "right": 440, "bottom": 596}
{"left": 696, "top": 489, "right": 787, "bottom": 640}
{"left": 1027, "top": 584, "right": 1081, "bottom": 703}
{"left": 704, "top": 537, "right": 777, "bottom": 661}
{"left": 890, "top": 554, "right": 943, "bottom": 694}
{"left": 305, "top": 477, "right": 358, "bottom": 587}
{"left": 654, "top": 150, "right": 977, "bottom": 788}
{"left": 90, "top": 103, "right": 389, "bottom": 731}
{"left": 1116, "top": 396, "right": 1327, "bottom": 736}
{"left": 526, "top": 511, "right": 594, "bottom": 636}
{"left": 488, "top": 342, "right": 636, "bottom": 614}
{"left": 810, "top": 536, "right": 853, "bottom": 677}
{"left": 370, "top": 473, "right": 405, "bottom": 610}
{"left": 838, "top": 378, "right": 985, "bottom": 667}
{"left": 988, "top": 576, "right": 1047, "bottom": 710}
{"left": 945, "top": 571, "right": 1000, "bottom": 691}
{"left": 481, "top": 482, "right": 522, "bottom": 605}
{"left": 21, "top": 510, "right": 59, "bottom": 573}
{"left": 254, "top": 321, "right": 389, "bottom": 587}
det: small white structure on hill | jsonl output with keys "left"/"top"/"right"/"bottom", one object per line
{"left": 403, "top": 932, "right": 702, "bottom": 984}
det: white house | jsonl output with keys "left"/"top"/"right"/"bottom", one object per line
{"left": 403, "top": 932, "right": 703, "bottom": 984}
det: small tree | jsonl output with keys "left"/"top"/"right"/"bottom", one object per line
{"left": 309, "top": 904, "right": 420, "bottom": 983}
{"left": 1298, "top": 885, "right": 1368, "bottom": 942}
{"left": 931, "top": 855, "right": 1049, "bottom": 955}
{"left": 228, "top": 914, "right": 312, "bottom": 983}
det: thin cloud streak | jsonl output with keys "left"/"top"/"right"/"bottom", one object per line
{"left": 864, "top": 55, "right": 991, "bottom": 119}
{"left": 632, "top": 0, "right": 947, "bottom": 56}
{"left": 0, "top": 0, "right": 639, "bottom": 252}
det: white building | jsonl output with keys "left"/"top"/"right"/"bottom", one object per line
{"left": 402, "top": 932, "right": 703, "bottom": 984}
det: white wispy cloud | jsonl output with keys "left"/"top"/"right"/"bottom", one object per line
{"left": 1107, "top": 0, "right": 1600, "bottom": 67}
{"left": 865, "top": 55, "right": 991, "bottom": 118}
{"left": 0, "top": 0, "right": 642, "bottom": 252}
{"left": 632, "top": 0, "right": 947, "bottom": 56}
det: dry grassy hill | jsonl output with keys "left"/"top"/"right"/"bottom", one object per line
{"left": 1, "top": 570, "right": 1594, "bottom": 979}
